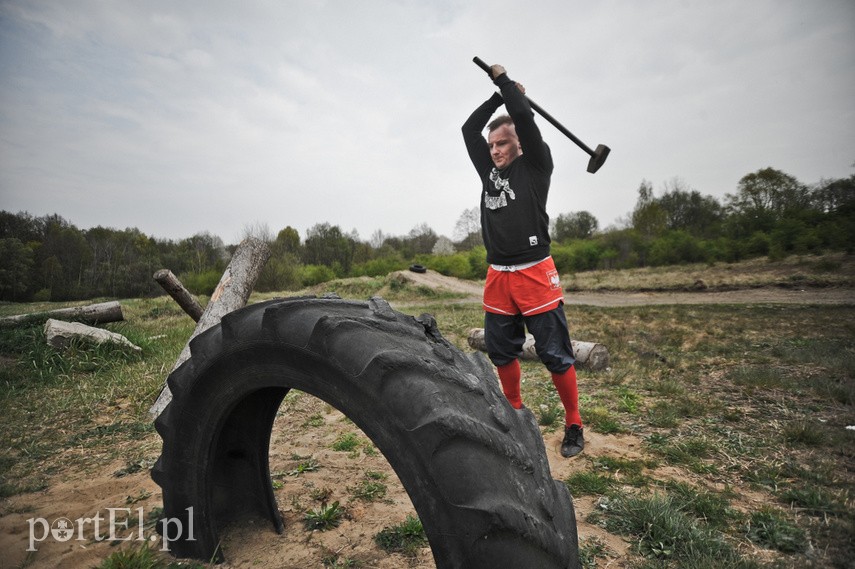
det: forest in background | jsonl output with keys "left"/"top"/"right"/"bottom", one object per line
{"left": 1, "top": 167, "right": 853, "bottom": 302}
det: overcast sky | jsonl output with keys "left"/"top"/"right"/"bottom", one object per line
{"left": 1, "top": 0, "right": 853, "bottom": 245}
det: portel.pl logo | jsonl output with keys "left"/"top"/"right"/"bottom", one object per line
{"left": 27, "top": 507, "right": 194, "bottom": 552}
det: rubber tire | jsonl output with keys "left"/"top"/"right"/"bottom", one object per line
{"left": 152, "top": 296, "right": 580, "bottom": 569}
{"left": 409, "top": 263, "right": 427, "bottom": 273}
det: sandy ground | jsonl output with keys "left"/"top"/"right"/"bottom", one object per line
{"left": 0, "top": 410, "right": 644, "bottom": 569}
{"left": 1, "top": 270, "right": 852, "bottom": 568}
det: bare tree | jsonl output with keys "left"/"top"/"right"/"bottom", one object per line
{"left": 453, "top": 207, "right": 483, "bottom": 249}
{"left": 453, "top": 207, "right": 481, "bottom": 241}
{"left": 241, "top": 221, "right": 274, "bottom": 243}
{"left": 369, "top": 229, "right": 387, "bottom": 249}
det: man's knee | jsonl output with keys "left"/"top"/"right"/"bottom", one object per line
{"left": 526, "top": 307, "right": 575, "bottom": 372}
{"left": 484, "top": 312, "right": 525, "bottom": 365}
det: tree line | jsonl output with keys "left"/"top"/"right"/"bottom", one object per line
{"left": 0, "top": 167, "right": 852, "bottom": 302}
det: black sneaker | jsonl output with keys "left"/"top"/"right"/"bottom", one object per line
{"left": 561, "top": 424, "right": 584, "bottom": 458}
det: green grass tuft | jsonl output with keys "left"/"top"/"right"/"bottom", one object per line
{"left": 745, "top": 508, "right": 806, "bottom": 553}
{"left": 565, "top": 471, "right": 615, "bottom": 496}
{"left": 304, "top": 501, "right": 345, "bottom": 531}
{"left": 374, "top": 515, "right": 428, "bottom": 557}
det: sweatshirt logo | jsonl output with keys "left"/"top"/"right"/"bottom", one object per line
{"left": 485, "top": 168, "right": 515, "bottom": 210}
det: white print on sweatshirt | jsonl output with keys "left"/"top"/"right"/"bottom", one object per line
{"left": 485, "top": 168, "right": 515, "bottom": 210}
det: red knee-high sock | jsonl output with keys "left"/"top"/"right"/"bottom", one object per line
{"left": 551, "top": 365, "right": 582, "bottom": 427}
{"left": 497, "top": 360, "right": 523, "bottom": 409}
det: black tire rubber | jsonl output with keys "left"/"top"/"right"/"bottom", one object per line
{"left": 151, "top": 296, "right": 580, "bottom": 569}
{"left": 409, "top": 263, "right": 427, "bottom": 273}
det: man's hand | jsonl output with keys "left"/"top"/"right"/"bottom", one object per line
{"left": 490, "top": 64, "right": 526, "bottom": 94}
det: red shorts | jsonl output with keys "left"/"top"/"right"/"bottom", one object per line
{"left": 483, "top": 257, "right": 564, "bottom": 316}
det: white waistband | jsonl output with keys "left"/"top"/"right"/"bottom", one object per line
{"left": 490, "top": 257, "right": 549, "bottom": 272}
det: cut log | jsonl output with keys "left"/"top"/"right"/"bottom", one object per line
{"left": 149, "top": 237, "right": 271, "bottom": 418}
{"left": 0, "top": 301, "right": 124, "bottom": 328}
{"left": 153, "top": 269, "right": 204, "bottom": 322}
{"left": 44, "top": 318, "right": 141, "bottom": 352}
{"left": 467, "top": 328, "right": 610, "bottom": 371}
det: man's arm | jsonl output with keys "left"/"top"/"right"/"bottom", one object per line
{"left": 492, "top": 68, "right": 552, "bottom": 173}
{"left": 462, "top": 92, "right": 504, "bottom": 176}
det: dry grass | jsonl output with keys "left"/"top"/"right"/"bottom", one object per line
{"left": 563, "top": 253, "right": 855, "bottom": 291}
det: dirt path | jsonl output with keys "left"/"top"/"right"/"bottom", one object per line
{"left": 392, "top": 269, "right": 855, "bottom": 307}
{"left": 565, "top": 287, "right": 855, "bottom": 306}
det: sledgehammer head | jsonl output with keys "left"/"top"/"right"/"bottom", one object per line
{"left": 587, "top": 144, "right": 610, "bottom": 174}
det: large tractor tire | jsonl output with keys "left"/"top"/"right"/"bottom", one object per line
{"left": 151, "top": 296, "right": 580, "bottom": 569}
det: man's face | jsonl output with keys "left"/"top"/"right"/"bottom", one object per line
{"left": 487, "top": 123, "right": 521, "bottom": 170}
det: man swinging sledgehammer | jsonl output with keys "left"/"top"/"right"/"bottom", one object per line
{"left": 462, "top": 62, "right": 584, "bottom": 458}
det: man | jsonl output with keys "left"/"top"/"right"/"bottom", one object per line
{"left": 462, "top": 63, "right": 583, "bottom": 458}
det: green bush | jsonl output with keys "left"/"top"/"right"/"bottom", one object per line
{"left": 351, "top": 257, "right": 408, "bottom": 277}
{"left": 256, "top": 255, "right": 303, "bottom": 292}
{"left": 744, "top": 231, "right": 771, "bottom": 257}
{"left": 552, "top": 240, "right": 603, "bottom": 273}
{"left": 301, "top": 264, "right": 336, "bottom": 286}
{"left": 467, "top": 246, "right": 489, "bottom": 279}
{"left": 33, "top": 288, "right": 52, "bottom": 302}
{"left": 179, "top": 269, "right": 222, "bottom": 295}
{"left": 648, "top": 231, "right": 707, "bottom": 266}
{"left": 425, "top": 253, "right": 473, "bottom": 279}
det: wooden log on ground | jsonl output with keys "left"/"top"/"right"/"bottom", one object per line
{"left": 467, "top": 328, "right": 610, "bottom": 371}
{"left": 149, "top": 237, "right": 271, "bottom": 418}
{"left": 0, "top": 301, "right": 124, "bottom": 328}
{"left": 153, "top": 269, "right": 204, "bottom": 322}
{"left": 44, "top": 318, "right": 141, "bottom": 352}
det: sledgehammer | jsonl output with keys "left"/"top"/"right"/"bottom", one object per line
{"left": 473, "top": 56, "right": 610, "bottom": 174}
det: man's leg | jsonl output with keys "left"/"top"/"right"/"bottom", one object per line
{"left": 497, "top": 360, "right": 523, "bottom": 409}
{"left": 525, "top": 306, "right": 584, "bottom": 457}
{"left": 484, "top": 311, "right": 526, "bottom": 409}
{"left": 550, "top": 365, "right": 582, "bottom": 427}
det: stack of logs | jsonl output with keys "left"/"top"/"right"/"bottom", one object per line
{"left": 0, "top": 301, "right": 133, "bottom": 350}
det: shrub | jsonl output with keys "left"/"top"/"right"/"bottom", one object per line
{"left": 351, "top": 256, "right": 408, "bottom": 277}
{"left": 648, "top": 230, "right": 707, "bottom": 266}
{"left": 424, "top": 253, "right": 472, "bottom": 279}
{"left": 552, "top": 241, "right": 604, "bottom": 273}
{"left": 301, "top": 264, "right": 336, "bottom": 286}
{"left": 179, "top": 269, "right": 221, "bottom": 295}
{"left": 467, "top": 246, "right": 489, "bottom": 279}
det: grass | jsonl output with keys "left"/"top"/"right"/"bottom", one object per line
{"left": 745, "top": 508, "right": 807, "bottom": 553}
{"left": 96, "top": 543, "right": 210, "bottom": 569}
{"left": 281, "top": 455, "right": 321, "bottom": 477}
{"left": 304, "top": 501, "right": 346, "bottom": 531}
{"left": 1, "top": 255, "right": 853, "bottom": 568}
{"left": 562, "top": 252, "right": 855, "bottom": 291}
{"left": 592, "top": 491, "right": 750, "bottom": 566}
{"left": 331, "top": 432, "right": 361, "bottom": 452}
{"left": 374, "top": 515, "right": 428, "bottom": 557}
{"left": 565, "top": 470, "right": 616, "bottom": 496}
{"left": 350, "top": 471, "right": 389, "bottom": 502}
{"left": 578, "top": 536, "right": 610, "bottom": 569}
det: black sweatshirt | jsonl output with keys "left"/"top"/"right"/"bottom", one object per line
{"left": 462, "top": 73, "right": 554, "bottom": 266}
